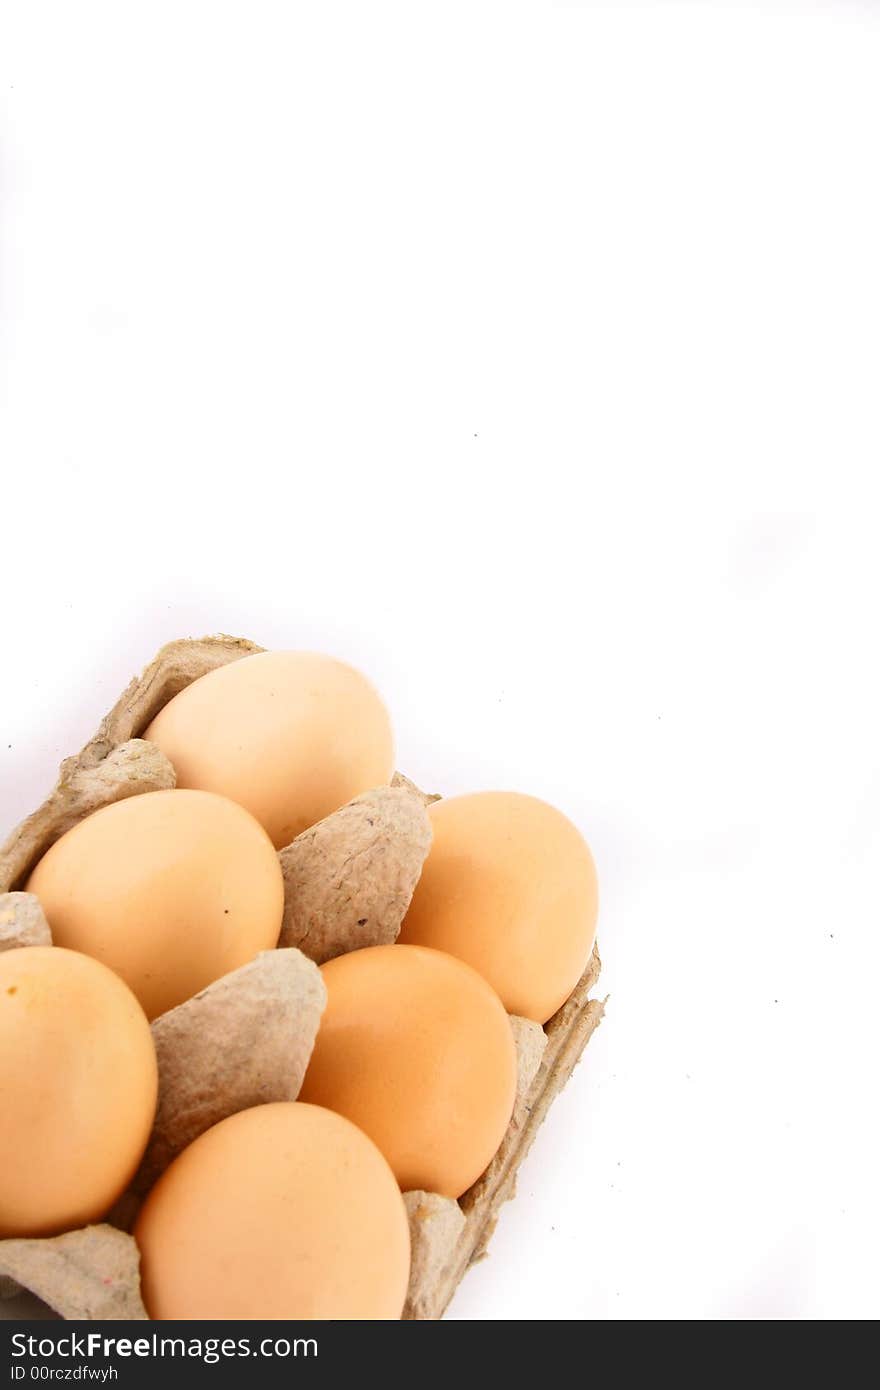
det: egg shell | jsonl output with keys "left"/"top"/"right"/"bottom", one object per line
{"left": 299, "top": 944, "right": 518, "bottom": 1199}
{"left": 0, "top": 946, "right": 158, "bottom": 1239}
{"left": 26, "top": 789, "right": 283, "bottom": 1020}
{"left": 143, "top": 650, "right": 395, "bottom": 848}
{"left": 134, "top": 1102, "right": 410, "bottom": 1321}
{"left": 399, "top": 791, "right": 598, "bottom": 1023}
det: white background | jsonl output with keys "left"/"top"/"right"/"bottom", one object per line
{"left": 2, "top": 1, "right": 879, "bottom": 1321}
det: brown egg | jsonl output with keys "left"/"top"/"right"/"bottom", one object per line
{"left": 399, "top": 791, "right": 598, "bottom": 1024}
{"left": 135, "top": 1102, "right": 410, "bottom": 1320}
{"left": 143, "top": 651, "right": 394, "bottom": 848}
{"left": 299, "top": 944, "right": 517, "bottom": 1199}
{"left": 0, "top": 946, "right": 157, "bottom": 1239}
{"left": 27, "top": 789, "right": 283, "bottom": 1020}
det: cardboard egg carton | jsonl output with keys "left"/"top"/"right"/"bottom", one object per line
{"left": 0, "top": 636, "right": 604, "bottom": 1321}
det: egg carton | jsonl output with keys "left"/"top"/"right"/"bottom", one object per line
{"left": 0, "top": 635, "right": 604, "bottom": 1321}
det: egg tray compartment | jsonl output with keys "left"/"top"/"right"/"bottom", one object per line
{"left": 0, "top": 635, "right": 604, "bottom": 1321}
